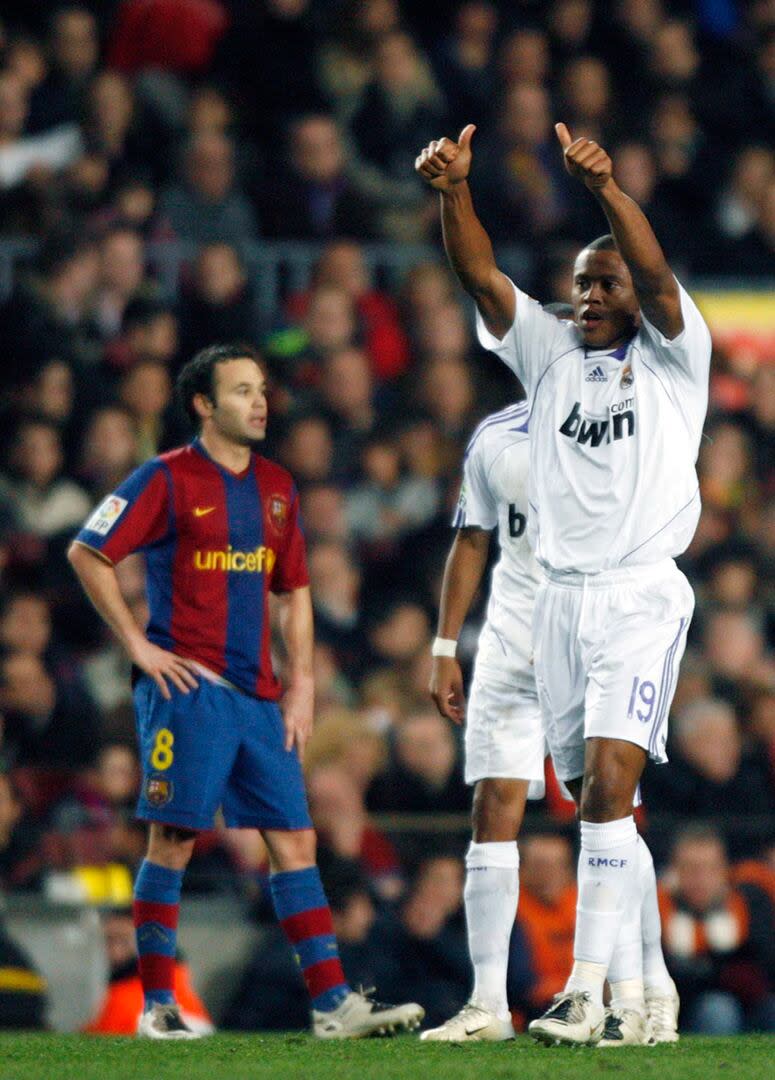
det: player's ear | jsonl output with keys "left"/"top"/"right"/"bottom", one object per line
{"left": 192, "top": 391, "right": 214, "bottom": 421}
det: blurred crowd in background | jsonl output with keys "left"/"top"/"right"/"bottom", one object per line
{"left": 0, "top": 0, "right": 772, "bottom": 1036}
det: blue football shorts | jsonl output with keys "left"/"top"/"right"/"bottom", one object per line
{"left": 133, "top": 675, "right": 312, "bottom": 831}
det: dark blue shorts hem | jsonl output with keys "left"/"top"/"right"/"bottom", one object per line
{"left": 135, "top": 808, "right": 213, "bottom": 831}
{"left": 222, "top": 814, "right": 313, "bottom": 831}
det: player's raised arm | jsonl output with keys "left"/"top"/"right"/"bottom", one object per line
{"left": 555, "top": 122, "right": 682, "bottom": 340}
{"left": 430, "top": 527, "right": 491, "bottom": 724}
{"left": 416, "top": 125, "right": 515, "bottom": 339}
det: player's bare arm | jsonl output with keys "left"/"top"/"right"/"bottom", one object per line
{"left": 430, "top": 527, "right": 491, "bottom": 724}
{"left": 415, "top": 125, "right": 515, "bottom": 339}
{"left": 556, "top": 122, "right": 683, "bottom": 340}
{"left": 67, "top": 541, "right": 199, "bottom": 701}
{"left": 274, "top": 585, "right": 314, "bottom": 757}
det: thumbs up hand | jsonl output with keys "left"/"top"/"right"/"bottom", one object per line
{"left": 415, "top": 124, "right": 477, "bottom": 191}
{"left": 555, "top": 122, "right": 612, "bottom": 191}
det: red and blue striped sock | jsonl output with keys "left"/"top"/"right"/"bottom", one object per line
{"left": 270, "top": 866, "right": 350, "bottom": 1012}
{"left": 132, "top": 860, "right": 184, "bottom": 1010}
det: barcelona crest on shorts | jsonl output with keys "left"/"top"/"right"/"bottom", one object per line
{"left": 145, "top": 776, "right": 173, "bottom": 807}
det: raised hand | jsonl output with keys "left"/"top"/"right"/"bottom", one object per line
{"left": 555, "top": 122, "right": 612, "bottom": 191}
{"left": 415, "top": 124, "right": 476, "bottom": 191}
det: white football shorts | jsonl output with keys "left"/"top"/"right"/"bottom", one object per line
{"left": 532, "top": 558, "right": 694, "bottom": 787}
{"left": 464, "top": 664, "right": 546, "bottom": 796}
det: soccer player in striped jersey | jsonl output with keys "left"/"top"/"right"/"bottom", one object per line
{"left": 416, "top": 121, "right": 710, "bottom": 1046}
{"left": 69, "top": 344, "right": 423, "bottom": 1040}
{"left": 421, "top": 397, "right": 544, "bottom": 1042}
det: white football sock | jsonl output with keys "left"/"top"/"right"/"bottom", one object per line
{"left": 565, "top": 817, "right": 639, "bottom": 1004}
{"left": 464, "top": 840, "right": 519, "bottom": 1019}
{"left": 607, "top": 835, "right": 645, "bottom": 1009}
{"left": 637, "top": 835, "right": 673, "bottom": 993}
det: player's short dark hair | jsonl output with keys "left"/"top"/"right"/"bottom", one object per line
{"left": 584, "top": 234, "right": 617, "bottom": 253}
{"left": 175, "top": 343, "right": 263, "bottom": 427}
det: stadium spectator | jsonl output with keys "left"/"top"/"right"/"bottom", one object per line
{"left": 370, "top": 854, "right": 469, "bottom": 1029}
{"left": 260, "top": 114, "right": 375, "bottom": 241}
{"left": 3, "top": 416, "right": 91, "bottom": 540}
{"left": 346, "top": 436, "right": 441, "bottom": 545}
{"left": 431, "top": 2, "right": 498, "bottom": 132}
{"left": 307, "top": 762, "right": 404, "bottom": 901}
{"left": 157, "top": 131, "right": 258, "bottom": 250}
{"left": 177, "top": 243, "right": 260, "bottom": 362}
{"left": 77, "top": 405, "right": 140, "bottom": 500}
{"left": 27, "top": 6, "right": 99, "bottom": 134}
{"left": 642, "top": 699, "right": 775, "bottom": 830}
{"left": 658, "top": 826, "right": 775, "bottom": 1033}
{"left": 0, "top": 771, "right": 43, "bottom": 892}
{"left": 0, "top": 70, "right": 82, "bottom": 193}
{"left": 513, "top": 831, "right": 576, "bottom": 1018}
{"left": 367, "top": 709, "right": 468, "bottom": 814}
{"left": 285, "top": 240, "right": 410, "bottom": 382}
{"left": 0, "top": 915, "right": 47, "bottom": 1028}
{"left": 104, "top": 297, "right": 179, "bottom": 377}
{"left": 83, "top": 906, "right": 213, "bottom": 1035}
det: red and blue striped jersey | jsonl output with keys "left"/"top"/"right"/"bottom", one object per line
{"left": 75, "top": 438, "right": 308, "bottom": 700}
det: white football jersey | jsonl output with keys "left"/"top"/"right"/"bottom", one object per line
{"left": 454, "top": 402, "right": 542, "bottom": 683}
{"left": 476, "top": 280, "right": 711, "bottom": 574}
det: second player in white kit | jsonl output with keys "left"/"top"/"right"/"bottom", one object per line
{"left": 416, "top": 119, "right": 711, "bottom": 1046}
{"left": 423, "top": 400, "right": 545, "bottom": 1042}
{"left": 456, "top": 402, "right": 544, "bottom": 789}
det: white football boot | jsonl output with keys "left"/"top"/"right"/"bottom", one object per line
{"left": 313, "top": 989, "right": 424, "bottom": 1039}
{"left": 420, "top": 1001, "right": 514, "bottom": 1042}
{"left": 645, "top": 979, "right": 680, "bottom": 1043}
{"left": 528, "top": 991, "right": 605, "bottom": 1046}
{"left": 597, "top": 1007, "right": 650, "bottom": 1046}
{"left": 137, "top": 1003, "right": 203, "bottom": 1039}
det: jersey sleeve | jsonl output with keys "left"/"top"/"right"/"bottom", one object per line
{"left": 270, "top": 487, "right": 309, "bottom": 593}
{"left": 475, "top": 278, "right": 568, "bottom": 394}
{"left": 74, "top": 459, "right": 172, "bottom": 564}
{"left": 639, "top": 280, "right": 712, "bottom": 386}
{"left": 452, "top": 437, "right": 497, "bottom": 530}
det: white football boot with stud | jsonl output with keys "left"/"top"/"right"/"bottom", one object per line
{"left": 313, "top": 989, "right": 424, "bottom": 1039}
{"left": 420, "top": 1001, "right": 514, "bottom": 1043}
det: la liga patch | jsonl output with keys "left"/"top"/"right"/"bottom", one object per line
{"left": 85, "top": 494, "right": 128, "bottom": 536}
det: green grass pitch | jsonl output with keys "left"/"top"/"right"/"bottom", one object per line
{"left": 0, "top": 1033, "right": 773, "bottom": 1080}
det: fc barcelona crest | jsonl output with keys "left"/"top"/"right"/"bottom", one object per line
{"left": 145, "top": 776, "right": 173, "bottom": 807}
{"left": 267, "top": 494, "right": 289, "bottom": 532}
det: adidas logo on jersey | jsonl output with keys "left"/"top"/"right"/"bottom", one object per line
{"left": 585, "top": 365, "right": 608, "bottom": 382}
{"left": 559, "top": 401, "right": 635, "bottom": 447}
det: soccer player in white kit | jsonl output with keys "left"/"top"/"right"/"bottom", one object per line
{"left": 421, "top": 399, "right": 545, "bottom": 1041}
{"left": 415, "top": 121, "right": 711, "bottom": 1046}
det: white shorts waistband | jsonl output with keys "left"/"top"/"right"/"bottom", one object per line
{"left": 540, "top": 558, "right": 676, "bottom": 590}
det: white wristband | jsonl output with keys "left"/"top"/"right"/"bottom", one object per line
{"left": 431, "top": 636, "right": 458, "bottom": 658}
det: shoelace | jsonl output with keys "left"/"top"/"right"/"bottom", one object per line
{"left": 602, "top": 1011, "right": 626, "bottom": 1039}
{"left": 648, "top": 996, "right": 675, "bottom": 1031}
{"left": 159, "top": 1006, "right": 189, "bottom": 1032}
{"left": 547, "top": 992, "right": 590, "bottom": 1023}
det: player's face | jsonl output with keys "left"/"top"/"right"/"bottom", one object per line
{"left": 209, "top": 358, "right": 267, "bottom": 445}
{"left": 571, "top": 249, "right": 640, "bottom": 349}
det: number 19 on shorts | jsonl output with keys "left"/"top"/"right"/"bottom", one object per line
{"left": 627, "top": 678, "right": 656, "bottom": 725}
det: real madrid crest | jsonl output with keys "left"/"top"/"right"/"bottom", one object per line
{"left": 620, "top": 363, "right": 634, "bottom": 389}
